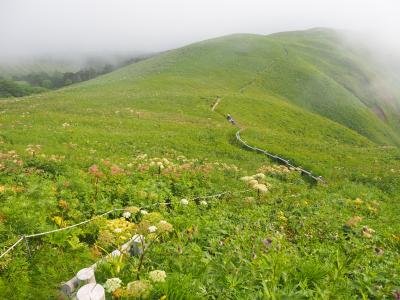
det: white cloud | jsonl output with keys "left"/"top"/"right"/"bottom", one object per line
{"left": 0, "top": 0, "right": 399, "bottom": 59}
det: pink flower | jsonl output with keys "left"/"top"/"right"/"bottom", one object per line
{"left": 88, "top": 164, "right": 103, "bottom": 177}
{"left": 111, "top": 164, "right": 124, "bottom": 175}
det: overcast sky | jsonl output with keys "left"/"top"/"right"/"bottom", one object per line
{"left": 1, "top": 0, "right": 400, "bottom": 61}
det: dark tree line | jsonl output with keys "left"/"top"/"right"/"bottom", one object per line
{"left": 0, "top": 78, "right": 46, "bottom": 98}
{"left": 0, "top": 54, "right": 153, "bottom": 99}
{"left": 12, "top": 64, "right": 115, "bottom": 89}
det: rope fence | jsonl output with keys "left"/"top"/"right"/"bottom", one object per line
{"left": 0, "top": 237, "right": 24, "bottom": 260}
{"left": 235, "top": 129, "right": 327, "bottom": 184}
{"left": 0, "top": 189, "right": 250, "bottom": 260}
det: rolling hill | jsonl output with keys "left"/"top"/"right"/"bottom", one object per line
{"left": 0, "top": 28, "right": 399, "bottom": 299}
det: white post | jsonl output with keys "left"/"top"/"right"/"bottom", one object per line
{"left": 61, "top": 235, "right": 145, "bottom": 295}
{"left": 77, "top": 267, "right": 96, "bottom": 284}
{"left": 76, "top": 283, "right": 105, "bottom": 300}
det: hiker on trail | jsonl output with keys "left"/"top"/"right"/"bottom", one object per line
{"left": 226, "top": 114, "right": 236, "bottom": 125}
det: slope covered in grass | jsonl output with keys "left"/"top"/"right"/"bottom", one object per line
{"left": 0, "top": 29, "right": 399, "bottom": 298}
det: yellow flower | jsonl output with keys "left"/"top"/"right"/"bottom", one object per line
{"left": 52, "top": 216, "right": 66, "bottom": 228}
{"left": 0, "top": 186, "right": 5, "bottom": 193}
{"left": 354, "top": 198, "right": 363, "bottom": 206}
{"left": 277, "top": 211, "right": 287, "bottom": 222}
{"left": 366, "top": 204, "right": 378, "bottom": 213}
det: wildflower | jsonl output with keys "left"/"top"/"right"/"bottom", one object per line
{"left": 200, "top": 200, "right": 207, "bottom": 206}
{"left": 111, "top": 164, "right": 124, "bottom": 175}
{"left": 366, "top": 204, "right": 378, "bottom": 213}
{"left": 126, "top": 280, "right": 152, "bottom": 298}
{"left": 88, "top": 164, "right": 103, "bottom": 177}
{"left": 98, "top": 218, "right": 136, "bottom": 248}
{"left": 354, "top": 198, "right": 363, "bottom": 206}
{"left": 103, "top": 277, "right": 122, "bottom": 293}
{"left": 361, "top": 226, "right": 375, "bottom": 238}
{"left": 140, "top": 210, "right": 148, "bottom": 215}
{"left": 240, "top": 176, "right": 252, "bottom": 182}
{"left": 346, "top": 216, "right": 363, "bottom": 228}
{"left": 277, "top": 211, "right": 287, "bottom": 222}
{"left": 253, "top": 173, "right": 266, "bottom": 180}
{"left": 0, "top": 186, "right": 5, "bottom": 193}
{"left": 248, "top": 179, "right": 258, "bottom": 187}
{"left": 180, "top": 198, "right": 189, "bottom": 205}
{"left": 253, "top": 183, "right": 268, "bottom": 193}
{"left": 122, "top": 211, "right": 131, "bottom": 219}
{"left": 58, "top": 199, "right": 68, "bottom": 210}
{"left": 149, "top": 270, "right": 167, "bottom": 283}
{"left": 62, "top": 122, "right": 70, "bottom": 128}
{"left": 148, "top": 226, "right": 157, "bottom": 233}
{"left": 52, "top": 216, "right": 66, "bottom": 227}
{"left": 157, "top": 220, "right": 173, "bottom": 233}
{"left": 112, "top": 288, "right": 127, "bottom": 298}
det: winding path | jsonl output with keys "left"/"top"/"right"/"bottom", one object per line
{"left": 212, "top": 47, "right": 327, "bottom": 184}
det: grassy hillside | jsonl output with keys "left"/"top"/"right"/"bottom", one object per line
{"left": 0, "top": 29, "right": 399, "bottom": 299}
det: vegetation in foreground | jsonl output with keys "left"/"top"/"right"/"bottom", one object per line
{"left": 0, "top": 28, "right": 399, "bottom": 299}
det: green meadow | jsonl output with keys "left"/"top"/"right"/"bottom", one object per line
{"left": 0, "top": 28, "right": 399, "bottom": 299}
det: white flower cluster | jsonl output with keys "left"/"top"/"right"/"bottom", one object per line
{"left": 257, "top": 165, "right": 292, "bottom": 175}
{"left": 149, "top": 158, "right": 173, "bottom": 170}
{"left": 103, "top": 277, "right": 122, "bottom": 293}
{"left": 241, "top": 173, "right": 269, "bottom": 193}
{"left": 122, "top": 211, "right": 131, "bottom": 219}
{"left": 148, "top": 225, "right": 157, "bottom": 233}
{"left": 149, "top": 270, "right": 167, "bottom": 283}
{"left": 180, "top": 198, "right": 189, "bottom": 205}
